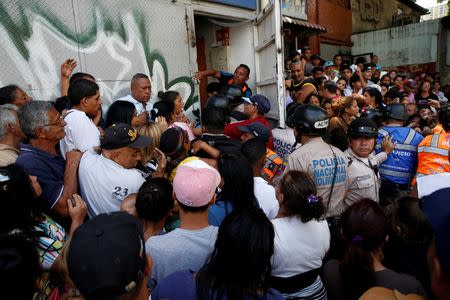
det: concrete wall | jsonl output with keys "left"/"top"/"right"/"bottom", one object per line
{"left": 351, "top": 0, "right": 418, "bottom": 33}
{"left": 351, "top": 20, "right": 439, "bottom": 67}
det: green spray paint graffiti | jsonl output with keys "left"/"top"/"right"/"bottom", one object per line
{"left": 0, "top": 0, "right": 196, "bottom": 110}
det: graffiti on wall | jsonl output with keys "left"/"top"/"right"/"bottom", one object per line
{"left": 0, "top": 1, "right": 197, "bottom": 110}
{"left": 351, "top": 0, "right": 384, "bottom": 23}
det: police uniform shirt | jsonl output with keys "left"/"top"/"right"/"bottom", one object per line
{"left": 344, "top": 148, "right": 388, "bottom": 208}
{"left": 286, "top": 137, "right": 348, "bottom": 218}
{"left": 375, "top": 126, "right": 423, "bottom": 185}
{"left": 272, "top": 127, "right": 298, "bottom": 161}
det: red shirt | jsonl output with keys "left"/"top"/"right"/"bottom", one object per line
{"left": 224, "top": 116, "right": 274, "bottom": 149}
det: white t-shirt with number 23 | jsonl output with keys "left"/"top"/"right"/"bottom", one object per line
{"left": 79, "top": 151, "right": 145, "bottom": 218}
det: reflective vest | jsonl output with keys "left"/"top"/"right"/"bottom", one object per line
{"left": 417, "top": 131, "right": 450, "bottom": 177}
{"left": 263, "top": 148, "right": 283, "bottom": 181}
{"left": 375, "top": 126, "right": 423, "bottom": 185}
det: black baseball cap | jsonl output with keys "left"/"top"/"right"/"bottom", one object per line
{"left": 238, "top": 122, "right": 270, "bottom": 143}
{"left": 101, "top": 123, "right": 152, "bottom": 150}
{"left": 67, "top": 212, "right": 147, "bottom": 300}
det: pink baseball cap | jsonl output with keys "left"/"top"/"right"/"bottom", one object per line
{"left": 173, "top": 165, "right": 221, "bottom": 207}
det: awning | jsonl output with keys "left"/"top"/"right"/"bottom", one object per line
{"left": 282, "top": 16, "right": 327, "bottom": 33}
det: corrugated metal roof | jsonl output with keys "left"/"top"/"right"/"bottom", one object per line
{"left": 282, "top": 16, "right": 327, "bottom": 32}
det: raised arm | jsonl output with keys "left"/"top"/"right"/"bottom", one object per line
{"left": 194, "top": 69, "right": 221, "bottom": 81}
{"left": 60, "top": 59, "right": 77, "bottom": 96}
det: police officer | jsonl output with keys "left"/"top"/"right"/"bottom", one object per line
{"left": 360, "top": 108, "right": 384, "bottom": 128}
{"left": 345, "top": 117, "right": 395, "bottom": 208}
{"left": 197, "top": 95, "right": 242, "bottom": 156}
{"left": 286, "top": 104, "right": 348, "bottom": 219}
{"left": 416, "top": 105, "right": 450, "bottom": 177}
{"left": 375, "top": 103, "right": 424, "bottom": 206}
{"left": 220, "top": 85, "right": 246, "bottom": 122}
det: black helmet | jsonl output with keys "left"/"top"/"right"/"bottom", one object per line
{"left": 205, "top": 95, "right": 229, "bottom": 111}
{"left": 385, "top": 103, "right": 408, "bottom": 121}
{"left": 439, "top": 105, "right": 450, "bottom": 132}
{"left": 347, "top": 117, "right": 378, "bottom": 138}
{"left": 360, "top": 108, "right": 384, "bottom": 127}
{"left": 285, "top": 102, "right": 301, "bottom": 128}
{"left": 220, "top": 85, "right": 244, "bottom": 106}
{"left": 292, "top": 104, "right": 328, "bottom": 136}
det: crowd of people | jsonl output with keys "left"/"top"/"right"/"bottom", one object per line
{"left": 0, "top": 50, "right": 450, "bottom": 300}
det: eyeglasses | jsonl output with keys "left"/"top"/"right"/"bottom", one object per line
{"left": 42, "top": 115, "right": 65, "bottom": 128}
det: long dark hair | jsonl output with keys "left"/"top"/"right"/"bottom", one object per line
{"left": 364, "top": 87, "right": 383, "bottom": 107}
{"left": 196, "top": 208, "right": 274, "bottom": 300}
{"left": 388, "top": 196, "right": 433, "bottom": 246}
{"left": 158, "top": 90, "right": 180, "bottom": 105}
{"left": 105, "top": 100, "right": 136, "bottom": 128}
{"left": 217, "top": 152, "right": 257, "bottom": 212}
{"left": 279, "top": 171, "right": 324, "bottom": 223}
{"left": 339, "top": 199, "right": 389, "bottom": 300}
{"left": 0, "top": 164, "right": 42, "bottom": 233}
{"left": 0, "top": 85, "right": 19, "bottom": 105}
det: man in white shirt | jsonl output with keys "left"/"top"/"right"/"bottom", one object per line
{"left": 117, "top": 73, "right": 152, "bottom": 124}
{"left": 78, "top": 123, "right": 151, "bottom": 217}
{"left": 241, "top": 138, "right": 279, "bottom": 219}
{"left": 60, "top": 79, "right": 101, "bottom": 159}
{"left": 362, "top": 64, "right": 381, "bottom": 92}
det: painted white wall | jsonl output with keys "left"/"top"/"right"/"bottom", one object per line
{"left": 229, "top": 23, "right": 257, "bottom": 90}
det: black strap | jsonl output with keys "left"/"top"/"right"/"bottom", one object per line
{"left": 325, "top": 145, "right": 338, "bottom": 216}
{"left": 270, "top": 268, "right": 321, "bottom": 294}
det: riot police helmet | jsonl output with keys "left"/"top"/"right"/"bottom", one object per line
{"left": 347, "top": 117, "right": 378, "bottom": 139}
{"left": 205, "top": 94, "right": 229, "bottom": 111}
{"left": 360, "top": 108, "right": 384, "bottom": 127}
{"left": 291, "top": 104, "right": 329, "bottom": 136}
{"left": 385, "top": 103, "right": 408, "bottom": 121}
{"left": 220, "top": 85, "right": 244, "bottom": 106}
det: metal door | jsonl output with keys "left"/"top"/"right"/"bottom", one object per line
{"left": 253, "top": 0, "right": 286, "bottom": 126}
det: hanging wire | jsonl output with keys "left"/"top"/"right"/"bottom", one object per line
{"left": 206, "top": 17, "right": 255, "bottom": 27}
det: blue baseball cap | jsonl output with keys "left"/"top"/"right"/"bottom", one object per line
{"left": 243, "top": 94, "right": 271, "bottom": 115}
{"left": 238, "top": 122, "right": 270, "bottom": 143}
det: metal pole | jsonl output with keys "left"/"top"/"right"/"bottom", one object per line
{"left": 274, "top": 0, "right": 286, "bottom": 127}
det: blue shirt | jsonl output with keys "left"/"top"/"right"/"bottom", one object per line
{"left": 208, "top": 200, "right": 234, "bottom": 226}
{"left": 151, "top": 270, "right": 284, "bottom": 300}
{"left": 219, "top": 71, "right": 253, "bottom": 97}
{"left": 16, "top": 144, "right": 65, "bottom": 208}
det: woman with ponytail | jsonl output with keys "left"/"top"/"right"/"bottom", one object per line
{"left": 153, "top": 91, "right": 195, "bottom": 140}
{"left": 157, "top": 90, "right": 191, "bottom": 124}
{"left": 324, "top": 199, "right": 427, "bottom": 300}
{"left": 270, "top": 170, "right": 330, "bottom": 299}
{"left": 325, "top": 95, "right": 360, "bottom": 151}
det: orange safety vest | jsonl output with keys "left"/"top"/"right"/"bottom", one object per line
{"left": 417, "top": 131, "right": 450, "bottom": 177}
{"left": 263, "top": 148, "right": 283, "bottom": 181}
